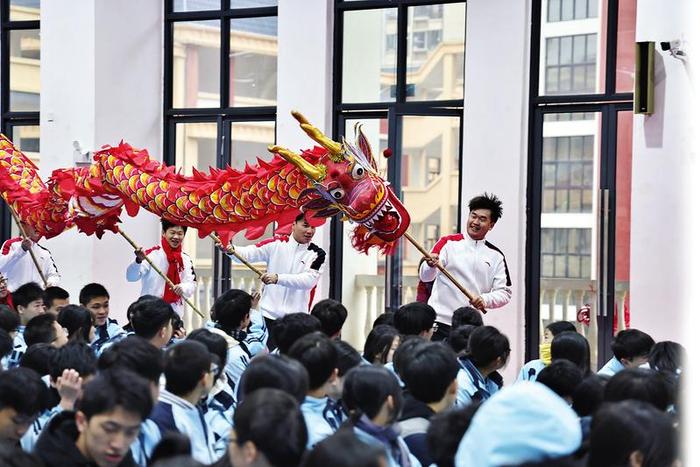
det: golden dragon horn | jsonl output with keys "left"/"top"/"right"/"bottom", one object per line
{"left": 291, "top": 110, "right": 343, "bottom": 158}
{"left": 268, "top": 145, "right": 327, "bottom": 182}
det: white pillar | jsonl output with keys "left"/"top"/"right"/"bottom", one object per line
{"left": 41, "top": 0, "right": 163, "bottom": 322}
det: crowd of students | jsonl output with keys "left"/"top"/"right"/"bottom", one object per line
{"left": 0, "top": 280, "right": 683, "bottom": 467}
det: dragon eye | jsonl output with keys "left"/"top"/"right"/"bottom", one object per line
{"left": 351, "top": 164, "right": 366, "bottom": 180}
{"left": 329, "top": 187, "right": 345, "bottom": 200}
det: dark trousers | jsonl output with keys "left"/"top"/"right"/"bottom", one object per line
{"left": 264, "top": 317, "right": 277, "bottom": 351}
{"left": 432, "top": 322, "right": 451, "bottom": 342}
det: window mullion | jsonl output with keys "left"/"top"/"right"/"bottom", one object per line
{"left": 395, "top": 5, "right": 408, "bottom": 103}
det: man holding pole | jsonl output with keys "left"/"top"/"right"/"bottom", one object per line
{"left": 0, "top": 222, "right": 60, "bottom": 291}
{"left": 127, "top": 219, "right": 197, "bottom": 316}
{"left": 419, "top": 193, "right": 512, "bottom": 341}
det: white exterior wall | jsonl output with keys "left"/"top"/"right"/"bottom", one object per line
{"left": 462, "top": 0, "right": 531, "bottom": 382}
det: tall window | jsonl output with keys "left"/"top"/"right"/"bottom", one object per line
{"left": 164, "top": 0, "right": 277, "bottom": 325}
{"left": 528, "top": 0, "right": 637, "bottom": 367}
{"left": 0, "top": 0, "right": 41, "bottom": 240}
{"left": 334, "top": 0, "right": 465, "bottom": 346}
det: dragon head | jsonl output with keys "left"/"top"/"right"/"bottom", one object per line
{"left": 270, "top": 112, "right": 411, "bottom": 253}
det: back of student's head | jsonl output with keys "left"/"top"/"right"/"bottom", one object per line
{"left": 57, "top": 305, "right": 93, "bottom": 342}
{"left": 187, "top": 328, "right": 228, "bottom": 370}
{"left": 49, "top": 341, "right": 97, "bottom": 381}
{"left": 392, "top": 335, "right": 425, "bottom": 381}
{"left": 467, "top": 325, "right": 510, "bottom": 368}
{"left": 451, "top": 306, "right": 484, "bottom": 328}
{"left": 588, "top": 400, "right": 677, "bottom": 467}
{"left": 0, "top": 441, "right": 45, "bottom": 467}
{"left": 427, "top": 403, "right": 482, "bottom": 467}
{"left": 77, "top": 368, "right": 153, "bottom": 422}
{"left": 130, "top": 297, "right": 174, "bottom": 340}
{"left": 310, "top": 299, "right": 348, "bottom": 338}
{"left": 272, "top": 312, "right": 322, "bottom": 354}
{"left": 127, "top": 294, "right": 160, "bottom": 323}
{"left": 212, "top": 289, "right": 251, "bottom": 332}
{"left": 240, "top": 354, "right": 309, "bottom": 403}
{"left": 301, "top": 428, "right": 386, "bottom": 467}
{"left": 394, "top": 302, "right": 436, "bottom": 336}
{"left": 448, "top": 324, "right": 478, "bottom": 354}
{"left": 0, "top": 329, "right": 12, "bottom": 363}
{"left": 572, "top": 374, "right": 609, "bottom": 417}
{"left": 234, "top": 388, "right": 307, "bottom": 467}
{"left": 362, "top": 324, "right": 399, "bottom": 364}
{"left": 149, "top": 433, "right": 193, "bottom": 467}
{"left": 403, "top": 342, "right": 459, "bottom": 404}
{"left": 333, "top": 340, "right": 363, "bottom": 377}
{"left": 20, "top": 343, "right": 58, "bottom": 376}
{"left": 0, "top": 367, "right": 50, "bottom": 417}
{"left": 536, "top": 360, "right": 584, "bottom": 401}
{"left": 98, "top": 335, "right": 164, "bottom": 385}
{"left": 551, "top": 331, "right": 591, "bottom": 376}
{"left": 12, "top": 282, "right": 44, "bottom": 309}
{"left": 164, "top": 340, "right": 212, "bottom": 396}
{"left": 343, "top": 365, "right": 403, "bottom": 423}
{"left": 287, "top": 331, "right": 338, "bottom": 391}
{"left": 79, "top": 282, "right": 110, "bottom": 305}
{"left": 0, "top": 305, "right": 19, "bottom": 333}
{"left": 372, "top": 312, "right": 394, "bottom": 328}
{"left": 603, "top": 368, "right": 674, "bottom": 411}
{"left": 648, "top": 341, "right": 685, "bottom": 374}
{"left": 611, "top": 329, "right": 654, "bottom": 362}
{"left": 545, "top": 321, "right": 576, "bottom": 337}
{"left": 24, "top": 314, "right": 60, "bottom": 347}
{"left": 43, "top": 286, "right": 69, "bottom": 308}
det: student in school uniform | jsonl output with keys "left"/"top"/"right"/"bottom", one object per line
{"left": 455, "top": 326, "right": 510, "bottom": 406}
{"left": 79, "top": 283, "right": 127, "bottom": 354}
{"left": 515, "top": 321, "right": 576, "bottom": 382}
{"left": 6, "top": 282, "right": 46, "bottom": 368}
{"left": 597, "top": 329, "right": 654, "bottom": 377}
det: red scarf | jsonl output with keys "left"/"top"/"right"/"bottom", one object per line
{"left": 161, "top": 237, "right": 184, "bottom": 304}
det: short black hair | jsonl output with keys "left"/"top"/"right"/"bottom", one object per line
{"left": 212, "top": 289, "right": 251, "bottom": 333}
{"left": 288, "top": 331, "right": 338, "bottom": 391}
{"left": 572, "top": 374, "right": 609, "bottom": 417}
{"left": 164, "top": 340, "right": 212, "bottom": 396}
{"left": 648, "top": 341, "right": 685, "bottom": 373}
{"left": 604, "top": 368, "right": 674, "bottom": 411}
{"left": 272, "top": 313, "right": 322, "bottom": 355}
{"left": 466, "top": 325, "right": 510, "bottom": 368}
{"left": 392, "top": 335, "right": 425, "bottom": 382}
{"left": 403, "top": 342, "right": 459, "bottom": 404}
{"left": 301, "top": 428, "right": 386, "bottom": 467}
{"left": 588, "top": 400, "right": 677, "bottom": 467}
{"left": 551, "top": 331, "right": 591, "bottom": 376}
{"left": 240, "top": 354, "right": 309, "bottom": 403}
{"left": 427, "top": 403, "right": 482, "bottom": 467}
{"left": 12, "top": 282, "right": 44, "bottom": 309}
{"left": 394, "top": 302, "right": 436, "bottom": 336}
{"left": 333, "top": 340, "right": 363, "bottom": 377}
{"left": 98, "top": 335, "right": 164, "bottom": 385}
{"left": 161, "top": 219, "right": 187, "bottom": 233}
{"left": 0, "top": 328, "right": 12, "bottom": 361}
{"left": 20, "top": 343, "right": 57, "bottom": 377}
{"left": 448, "top": 325, "right": 478, "bottom": 354}
{"left": 451, "top": 306, "right": 484, "bottom": 328}
{"left": 468, "top": 193, "right": 503, "bottom": 222}
{"left": 24, "top": 314, "right": 59, "bottom": 347}
{"left": 536, "top": 360, "right": 584, "bottom": 400}
{"left": 294, "top": 212, "right": 306, "bottom": 223}
{"left": 130, "top": 297, "right": 175, "bottom": 340}
{"left": 43, "top": 286, "right": 69, "bottom": 308}
{"left": 0, "top": 440, "right": 46, "bottom": 467}
{"left": 77, "top": 368, "right": 153, "bottom": 421}
{"left": 57, "top": 305, "right": 93, "bottom": 343}
{"left": 149, "top": 433, "right": 192, "bottom": 466}
{"left": 49, "top": 341, "right": 97, "bottom": 381}
{"left": 343, "top": 366, "right": 403, "bottom": 423}
{"left": 372, "top": 312, "right": 394, "bottom": 328}
{"left": 362, "top": 324, "right": 399, "bottom": 364}
{"left": 545, "top": 321, "right": 577, "bottom": 336}
{"left": 0, "top": 367, "right": 50, "bottom": 416}
{"left": 234, "top": 388, "right": 308, "bottom": 467}
{"left": 187, "top": 328, "right": 228, "bottom": 371}
{"left": 310, "top": 299, "right": 348, "bottom": 337}
{"left": 611, "top": 329, "right": 654, "bottom": 361}
{"left": 127, "top": 294, "right": 160, "bottom": 323}
{"left": 79, "top": 283, "right": 109, "bottom": 305}
{"left": 0, "top": 305, "right": 19, "bottom": 333}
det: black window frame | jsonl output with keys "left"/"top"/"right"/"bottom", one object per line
{"left": 0, "top": 2, "right": 41, "bottom": 242}
{"left": 332, "top": 0, "right": 466, "bottom": 310}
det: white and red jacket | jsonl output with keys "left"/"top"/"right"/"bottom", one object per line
{"left": 229, "top": 235, "right": 326, "bottom": 320}
{"left": 418, "top": 234, "right": 512, "bottom": 325}
{"left": 0, "top": 238, "right": 60, "bottom": 291}
{"left": 126, "top": 246, "right": 197, "bottom": 316}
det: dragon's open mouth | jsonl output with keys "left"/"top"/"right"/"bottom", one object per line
{"left": 362, "top": 198, "right": 401, "bottom": 233}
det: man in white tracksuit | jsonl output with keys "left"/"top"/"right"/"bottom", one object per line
{"left": 127, "top": 220, "right": 197, "bottom": 316}
{"left": 419, "top": 194, "right": 512, "bottom": 341}
{"left": 0, "top": 222, "right": 60, "bottom": 291}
